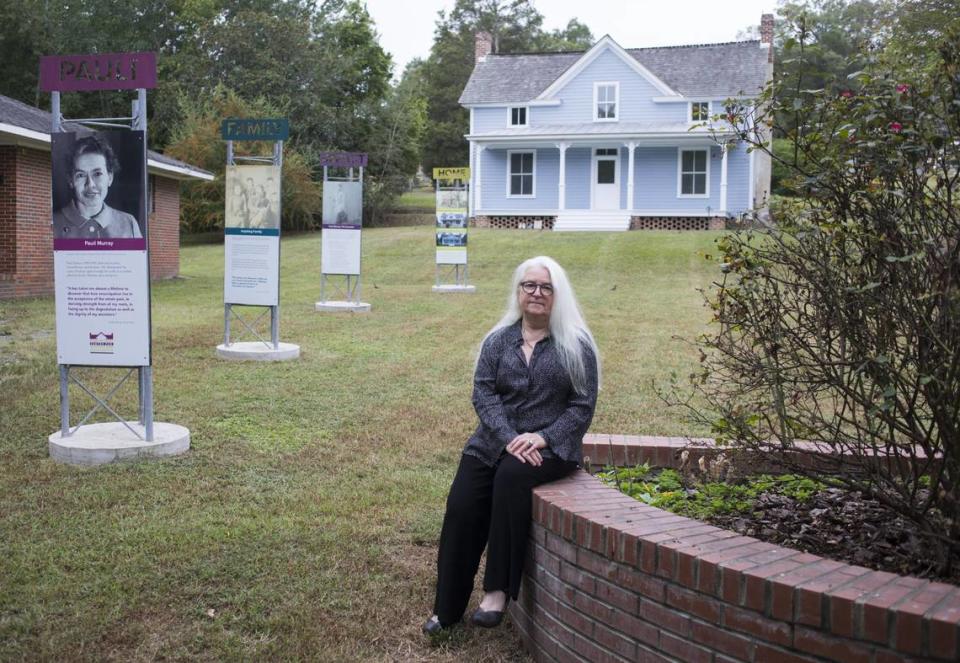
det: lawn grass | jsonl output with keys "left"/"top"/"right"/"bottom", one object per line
{"left": 396, "top": 189, "right": 436, "bottom": 210}
{"left": 0, "top": 227, "right": 719, "bottom": 661}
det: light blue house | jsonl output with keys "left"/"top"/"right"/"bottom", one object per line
{"left": 460, "top": 16, "right": 774, "bottom": 231}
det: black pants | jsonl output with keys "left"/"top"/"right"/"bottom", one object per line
{"left": 432, "top": 452, "right": 577, "bottom": 626}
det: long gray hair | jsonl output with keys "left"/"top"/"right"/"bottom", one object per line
{"left": 481, "top": 256, "right": 601, "bottom": 394}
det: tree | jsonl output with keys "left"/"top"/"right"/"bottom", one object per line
{"left": 770, "top": 0, "right": 896, "bottom": 136}
{"left": 420, "top": 0, "right": 593, "bottom": 172}
{"left": 164, "top": 86, "right": 320, "bottom": 232}
{"left": 670, "top": 26, "right": 960, "bottom": 572}
{"left": 535, "top": 18, "right": 594, "bottom": 52}
{"left": 364, "top": 59, "right": 428, "bottom": 224}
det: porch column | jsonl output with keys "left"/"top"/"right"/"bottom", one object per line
{"left": 719, "top": 142, "right": 729, "bottom": 215}
{"left": 556, "top": 142, "right": 569, "bottom": 211}
{"left": 625, "top": 141, "right": 636, "bottom": 211}
{"left": 475, "top": 144, "right": 485, "bottom": 213}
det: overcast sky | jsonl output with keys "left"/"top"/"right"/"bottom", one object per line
{"left": 363, "top": 0, "right": 776, "bottom": 77}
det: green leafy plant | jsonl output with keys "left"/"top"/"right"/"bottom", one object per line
{"left": 599, "top": 464, "right": 827, "bottom": 521}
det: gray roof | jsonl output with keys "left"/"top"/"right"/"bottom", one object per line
{"left": 460, "top": 40, "right": 770, "bottom": 105}
{"left": 0, "top": 93, "right": 213, "bottom": 180}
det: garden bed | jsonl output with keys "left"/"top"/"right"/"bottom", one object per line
{"left": 597, "top": 464, "right": 958, "bottom": 585}
{"left": 506, "top": 433, "right": 960, "bottom": 663}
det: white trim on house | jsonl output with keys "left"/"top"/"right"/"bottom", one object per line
{"left": 652, "top": 95, "right": 755, "bottom": 103}
{"left": 536, "top": 35, "right": 678, "bottom": 100}
{"left": 470, "top": 108, "right": 475, "bottom": 134}
{"left": 593, "top": 82, "right": 619, "bottom": 122}
{"left": 689, "top": 101, "right": 711, "bottom": 123}
{"left": 508, "top": 106, "right": 529, "bottom": 127}
{"left": 590, "top": 147, "right": 620, "bottom": 210}
{"left": 462, "top": 100, "right": 561, "bottom": 109}
{"left": 676, "top": 147, "right": 710, "bottom": 199}
{"left": 506, "top": 149, "right": 537, "bottom": 199}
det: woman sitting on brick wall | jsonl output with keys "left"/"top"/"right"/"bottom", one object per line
{"left": 423, "top": 256, "right": 601, "bottom": 635}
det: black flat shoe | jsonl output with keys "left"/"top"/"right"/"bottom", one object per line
{"left": 422, "top": 616, "right": 445, "bottom": 635}
{"left": 470, "top": 608, "right": 505, "bottom": 628}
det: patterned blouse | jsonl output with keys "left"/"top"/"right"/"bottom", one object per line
{"left": 464, "top": 320, "right": 599, "bottom": 467}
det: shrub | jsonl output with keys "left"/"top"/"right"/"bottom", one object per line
{"left": 669, "top": 32, "right": 960, "bottom": 571}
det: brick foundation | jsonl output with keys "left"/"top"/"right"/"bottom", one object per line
{"left": 630, "top": 216, "right": 728, "bottom": 231}
{"left": 509, "top": 433, "right": 960, "bottom": 662}
{"left": 470, "top": 215, "right": 728, "bottom": 231}
{"left": 0, "top": 145, "right": 183, "bottom": 300}
{"left": 473, "top": 215, "right": 555, "bottom": 230}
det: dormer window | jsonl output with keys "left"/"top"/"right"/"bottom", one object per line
{"left": 509, "top": 107, "right": 528, "bottom": 127}
{"left": 594, "top": 82, "right": 618, "bottom": 121}
{"left": 690, "top": 101, "right": 710, "bottom": 122}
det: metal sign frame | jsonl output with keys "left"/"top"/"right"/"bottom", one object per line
{"left": 51, "top": 87, "right": 154, "bottom": 441}
{"left": 223, "top": 137, "right": 284, "bottom": 350}
{"left": 434, "top": 176, "right": 471, "bottom": 289}
{"left": 320, "top": 156, "right": 365, "bottom": 305}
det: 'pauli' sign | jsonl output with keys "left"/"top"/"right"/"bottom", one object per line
{"left": 221, "top": 118, "right": 290, "bottom": 142}
{"left": 40, "top": 52, "right": 157, "bottom": 92}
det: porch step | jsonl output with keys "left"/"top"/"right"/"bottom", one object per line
{"left": 553, "top": 211, "right": 631, "bottom": 232}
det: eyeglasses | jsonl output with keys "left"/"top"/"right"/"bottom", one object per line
{"left": 519, "top": 281, "right": 554, "bottom": 296}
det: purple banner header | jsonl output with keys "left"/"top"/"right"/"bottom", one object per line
{"left": 317, "top": 152, "right": 367, "bottom": 168}
{"left": 40, "top": 52, "right": 157, "bottom": 92}
{"left": 54, "top": 238, "right": 146, "bottom": 251}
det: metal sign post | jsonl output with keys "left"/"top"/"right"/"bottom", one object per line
{"left": 217, "top": 119, "right": 299, "bottom": 361}
{"left": 42, "top": 51, "right": 190, "bottom": 465}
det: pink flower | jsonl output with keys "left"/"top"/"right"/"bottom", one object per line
{"left": 889, "top": 121, "right": 903, "bottom": 133}
{"left": 896, "top": 84, "right": 909, "bottom": 94}
{"left": 840, "top": 90, "right": 853, "bottom": 98}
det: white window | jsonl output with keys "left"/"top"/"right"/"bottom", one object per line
{"left": 678, "top": 148, "right": 709, "bottom": 197}
{"left": 509, "top": 106, "right": 528, "bottom": 127}
{"left": 690, "top": 101, "right": 710, "bottom": 122}
{"left": 507, "top": 150, "right": 535, "bottom": 198}
{"left": 594, "top": 82, "right": 618, "bottom": 121}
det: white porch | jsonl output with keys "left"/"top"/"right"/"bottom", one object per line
{"left": 467, "top": 126, "right": 740, "bottom": 232}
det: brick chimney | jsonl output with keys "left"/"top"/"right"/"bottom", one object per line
{"left": 475, "top": 31, "right": 493, "bottom": 63}
{"left": 760, "top": 14, "right": 774, "bottom": 63}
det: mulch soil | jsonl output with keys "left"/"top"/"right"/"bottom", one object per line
{"left": 706, "top": 487, "right": 960, "bottom": 585}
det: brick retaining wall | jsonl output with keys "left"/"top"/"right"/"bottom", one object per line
{"left": 508, "top": 434, "right": 960, "bottom": 662}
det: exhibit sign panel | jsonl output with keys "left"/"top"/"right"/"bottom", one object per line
{"left": 435, "top": 187, "right": 468, "bottom": 265}
{"left": 224, "top": 164, "right": 281, "bottom": 306}
{"left": 51, "top": 129, "right": 151, "bottom": 366}
{"left": 320, "top": 152, "right": 365, "bottom": 276}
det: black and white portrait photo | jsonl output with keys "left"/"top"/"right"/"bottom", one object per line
{"left": 225, "top": 165, "right": 281, "bottom": 230}
{"left": 51, "top": 130, "right": 145, "bottom": 240}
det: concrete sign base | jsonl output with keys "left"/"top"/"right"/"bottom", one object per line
{"left": 49, "top": 421, "right": 190, "bottom": 466}
{"left": 432, "top": 285, "right": 477, "bottom": 293}
{"left": 315, "top": 301, "right": 371, "bottom": 313}
{"left": 216, "top": 341, "right": 300, "bottom": 361}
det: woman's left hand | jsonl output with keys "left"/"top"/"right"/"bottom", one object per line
{"left": 507, "top": 433, "right": 546, "bottom": 466}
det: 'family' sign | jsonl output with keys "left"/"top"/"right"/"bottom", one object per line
{"left": 40, "top": 52, "right": 157, "bottom": 92}
{"left": 221, "top": 118, "right": 290, "bottom": 142}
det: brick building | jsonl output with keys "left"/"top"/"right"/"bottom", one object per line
{"left": 0, "top": 94, "right": 213, "bottom": 299}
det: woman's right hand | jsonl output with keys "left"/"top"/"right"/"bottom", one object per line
{"left": 506, "top": 433, "right": 546, "bottom": 466}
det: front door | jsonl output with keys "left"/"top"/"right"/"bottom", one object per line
{"left": 592, "top": 148, "right": 619, "bottom": 210}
